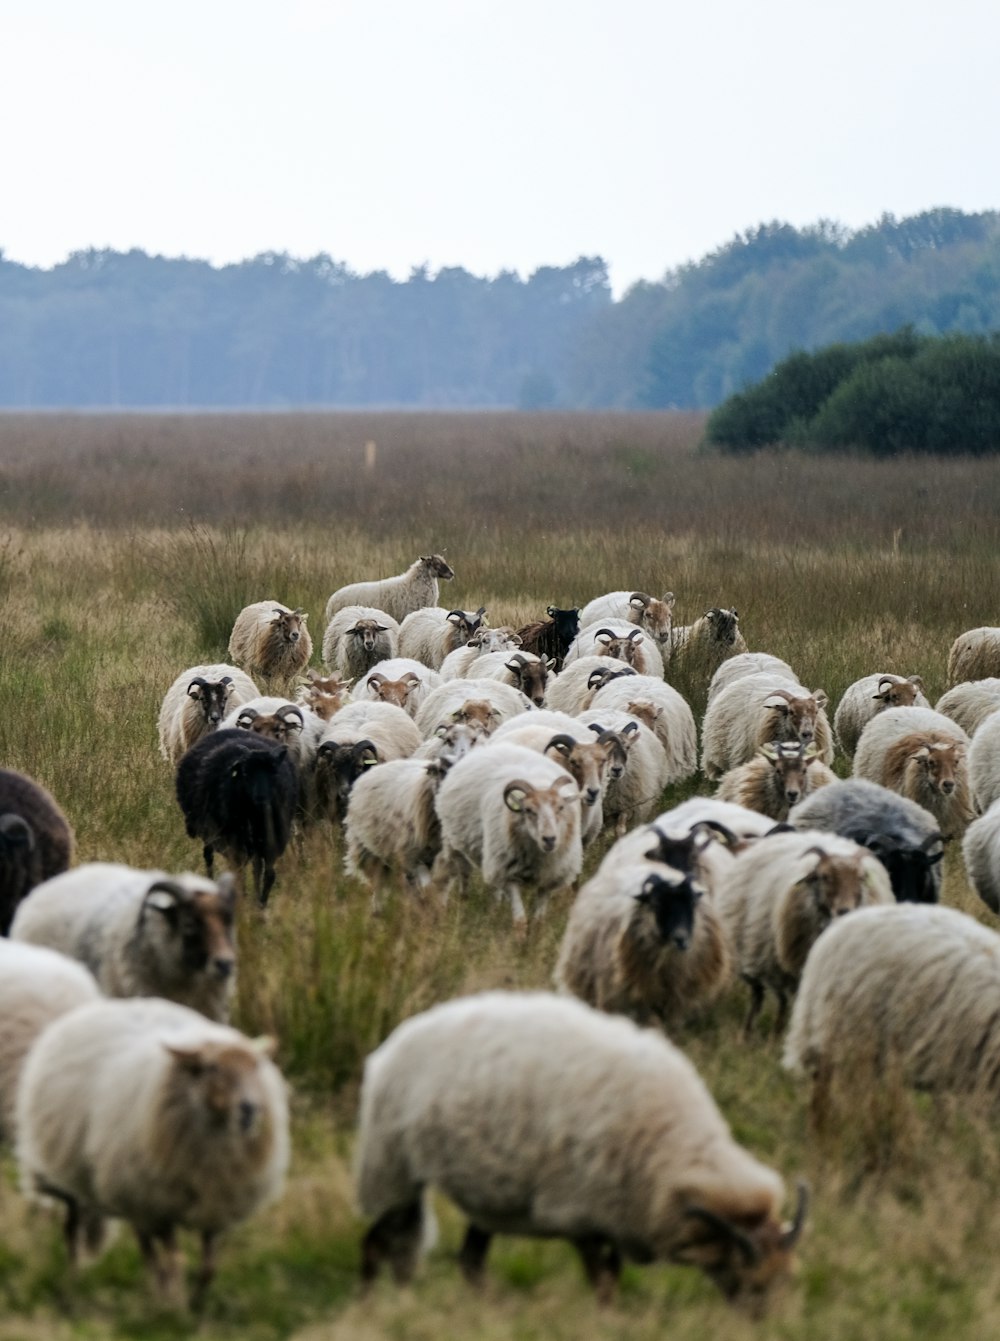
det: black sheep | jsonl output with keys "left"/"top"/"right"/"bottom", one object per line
{"left": 514, "top": 606, "right": 580, "bottom": 673}
{"left": 0, "top": 768, "right": 74, "bottom": 935}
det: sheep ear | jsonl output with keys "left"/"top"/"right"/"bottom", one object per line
{"left": 812, "top": 689, "right": 828, "bottom": 708}
{"left": 908, "top": 674, "right": 925, "bottom": 689}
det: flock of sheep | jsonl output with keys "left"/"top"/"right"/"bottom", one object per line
{"left": 4, "top": 549, "right": 1000, "bottom": 1314}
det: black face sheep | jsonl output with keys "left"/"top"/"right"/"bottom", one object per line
{"left": 854, "top": 706, "right": 974, "bottom": 839}
{"left": 833, "top": 672, "right": 929, "bottom": 759}
{"left": 16, "top": 997, "right": 289, "bottom": 1305}
{"left": 228, "top": 600, "right": 313, "bottom": 688}
{"left": 324, "top": 554, "right": 455, "bottom": 626}
{"left": 716, "top": 741, "right": 837, "bottom": 822}
{"left": 469, "top": 649, "right": 553, "bottom": 707}
{"left": 157, "top": 663, "right": 260, "bottom": 767}
{"left": 175, "top": 729, "right": 298, "bottom": 908}
{"left": 0, "top": 768, "right": 74, "bottom": 937}
{"left": 10, "top": 863, "right": 238, "bottom": 1022}
{"left": 321, "top": 604, "right": 400, "bottom": 681}
{"left": 668, "top": 606, "right": 748, "bottom": 674}
{"left": 512, "top": 605, "right": 580, "bottom": 672}
{"left": 313, "top": 701, "right": 422, "bottom": 823}
{"left": 701, "top": 673, "right": 834, "bottom": 780}
{"left": 356, "top": 991, "right": 806, "bottom": 1308}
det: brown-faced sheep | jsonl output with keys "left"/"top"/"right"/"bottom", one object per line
{"left": 228, "top": 601, "right": 313, "bottom": 687}
{"left": 854, "top": 706, "right": 974, "bottom": 839}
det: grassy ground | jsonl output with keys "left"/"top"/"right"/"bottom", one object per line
{"left": 1, "top": 411, "right": 1000, "bottom": 1339}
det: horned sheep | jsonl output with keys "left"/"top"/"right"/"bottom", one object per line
{"left": 701, "top": 673, "right": 834, "bottom": 781}
{"left": 398, "top": 606, "right": 487, "bottom": 671}
{"left": 588, "top": 672, "right": 698, "bottom": 784}
{"left": 356, "top": 991, "right": 806, "bottom": 1305}
{"left": 157, "top": 663, "right": 259, "bottom": 767}
{"left": 576, "top": 707, "right": 671, "bottom": 835}
{"left": 227, "top": 601, "right": 312, "bottom": 687}
{"left": 598, "top": 807, "right": 746, "bottom": 901}
{"left": 220, "top": 695, "right": 324, "bottom": 822}
{"left": 935, "top": 678, "right": 1000, "bottom": 737}
{"left": 542, "top": 656, "right": 637, "bottom": 716}
{"left": 0, "top": 768, "right": 74, "bottom": 937}
{"left": 947, "top": 626, "right": 1000, "bottom": 686}
{"left": 314, "top": 702, "right": 423, "bottom": 824}
{"left": 324, "top": 554, "right": 455, "bottom": 626}
{"left": 439, "top": 627, "right": 523, "bottom": 680}
{"left": 708, "top": 653, "right": 798, "bottom": 704}
{"left": 716, "top": 742, "right": 836, "bottom": 822}
{"left": 563, "top": 619, "right": 664, "bottom": 678}
{"left": 351, "top": 657, "right": 442, "bottom": 718}
{"left": 833, "top": 672, "right": 929, "bottom": 759}
{"left": 853, "top": 706, "right": 974, "bottom": 839}
{"left": 295, "top": 668, "right": 354, "bottom": 722}
{"left": 467, "top": 649, "right": 552, "bottom": 707}
{"left": 578, "top": 590, "right": 675, "bottom": 647}
{"left": 321, "top": 605, "right": 400, "bottom": 681}
{"left": 413, "top": 677, "right": 532, "bottom": 739}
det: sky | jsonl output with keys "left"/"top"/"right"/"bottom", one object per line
{"left": 3, "top": 0, "right": 999, "bottom": 297}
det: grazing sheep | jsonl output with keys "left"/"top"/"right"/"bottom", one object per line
{"left": 325, "top": 554, "right": 455, "bottom": 626}
{"left": 947, "top": 626, "right": 1000, "bottom": 686}
{"left": 854, "top": 706, "right": 974, "bottom": 839}
{"left": 398, "top": 606, "right": 488, "bottom": 671}
{"left": 0, "top": 941, "right": 99, "bottom": 1143}
{"left": 578, "top": 591, "right": 675, "bottom": 647}
{"left": 701, "top": 673, "right": 834, "bottom": 781}
{"left": 576, "top": 707, "right": 670, "bottom": 835}
{"left": 432, "top": 743, "right": 582, "bottom": 924}
{"left": 469, "top": 649, "right": 552, "bottom": 707}
{"left": 588, "top": 672, "right": 698, "bottom": 784}
{"left": 936, "top": 679, "right": 1000, "bottom": 737}
{"left": 790, "top": 778, "right": 944, "bottom": 904}
{"left": 783, "top": 904, "right": 1000, "bottom": 1118}
{"left": 716, "top": 829, "right": 894, "bottom": 1034}
{"left": 16, "top": 997, "right": 289, "bottom": 1303}
{"left": 295, "top": 668, "right": 354, "bottom": 721}
{"left": 716, "top": 742, "right": 836, "bottom": 822}
{"left": 10, "top": 863, "right": 237, "bottom": 1022}
{"left": 413, "top": 677, "right": 532, "bottom": 739}
{"left": 543, "top": 656, "right": 638, "bottom": 716}
{"left": 833, "top": 673, "right": 929, "bottom": 759}
{"left": 351, "top": 657, "right": 442, "bottom": 718}
{"left": 228, "top": 601, "right": 313, "bottom": 687}
{"left": 554, "top": 860, "right": 733, "bottom": 1030}
{"left": 176, "top": 730, "right": 298, "bottom": 907}
{"left": 564, "top": 619, "right": 664, "bottom": 677}
{"left": 321, "top": 605, "right": 401, "bottom": 682}
{"left": 708, "top": 654, "right": 798, "bottom": 704}
{"left": 357, "top": 991, "right": 806, "bottom": 1305}
{"left": 439, "top": 627, "right": 523, "bottom": 680}
{"left": 513, "top": 606, "right": 580, "bottom": 672}
{"left": 0, "top": 769, "right": 74, "bottom": 937}
{"left": 157, "top": 663, "right": 260, "bottom": 767}
{"left": 668, "top": 607, "right": 747, "bottom": 673}
{"left": 314, "top": 702, "right": 422, "bottom": 824}
{"left": 963, "top": 798, "right": 1000, "bottom": 913}
{"left": 970, "top": 709, "right": 1000, "bottom": 811}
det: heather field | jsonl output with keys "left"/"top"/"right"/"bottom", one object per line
{"left": 1, "top": 411, "right": 1000, "bottom": 1340}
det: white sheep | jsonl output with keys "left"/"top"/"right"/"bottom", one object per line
{"left": 853, "top": 705, "right": 974, "bottom": 838}
{"left": 588, "top": 672, "right": 698, "bottom": 784}
{"left": 937, "top": 678, "right": 1000, "bottom": 737}
{"left": 716, "top": 829, "right": 894, "bottom": 1034}
{"left": 321, "top": 605, "right": 400, "bottom": 681}
{"left": 554, "top": 859, "right": 733, "bottom": 1030}
{"left": 542, "top": 656, "right": 638, "bottom": 716}
{"left": 356, "top": 991, "right": 805, "bottom": 1303}
{"left": 962, "top": 797, "right": 1000, "bottom": 913}
{"left": 667, "top": 606, "right": 747, "bottom": 673}
{"left": 439, "top": 627, "right": 523, "bottom": 679}
{"left": 947, "top": 626, "right": 1000, "bottom": 685}
{"left": 577, "top": 590, "right": 675, "bottom": 647}
{"left": 10, "top": 863, "right": 238, "bottom": 1022}
{"left": 227, "top": 601, "right": 313, "bottom": 687}
{"left": 16, "top": 996, "right": 289, "bottom": 1302}
{"left": 707, "top": 653, "right": 798, "bottom": 704}
{"left": 701, "top": 673, "right": 834, "bottom": 781}
{"left": 432, "top": 743, "right": 582, "bottom": 924}
{"left": 466, "top": 649, "right": 552, "bottom": 707}
{"left": 970, "top": 708, "right": 1000, "bottom": 812}
{"left": 398, "top": 606, "right": 488, "bottom": 670}
{"left": 157, "top": 663, "right": 259, "bottom": 766}
{"left": 833, "top": 672, "right": 929, "bottom": 759}
{"left": 0, "top": 941, "right": 100, "bottom": 1143}
{"left": 413, "top": 677, "right": 532, "bottom": 739}
{"left": 324, "top": 554, "right": 455, "bottom": 626}
{"left": 716, "top": 742, "right": 837, "bottom": 822}
{"left": 349, "top": 656, "right": 442, "bottom": 718}
{"left": 563, "top": 618, "right": 664, "bottom": 677}
{"left": 315, "top": 701, "right": 423, "bottom": 823}
{"left": 576, "top": 706, "right": 670, "bottom": 835}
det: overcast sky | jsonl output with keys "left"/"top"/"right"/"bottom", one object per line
{"left": 4, "top": 0, "right": 998, "bottom": 295}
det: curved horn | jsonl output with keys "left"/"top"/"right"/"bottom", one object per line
{"left": 0, "top": 814, "right": 34, "bottom": 849}
{"left": 545, "top": 733, "right": 577, "bottom": 757}
{"left": 503, "top": 779, "right": 534, "bottom": 812}
{"left": 684, "top": 1206, "right": 760, "bottom": 1266}
{"left": 780, "top": 1181, "right": 810, "bottom": 1248}
{"left": 593, "top": 627, "right": 619, "bottom": 640}
{"left": 366, "top": 671, "right": 386, "bottom": 686}
{"left": 276, "top": 703, "right": 305, "bottom": 727}
{"left": 235, "top": 707, "right": 260, "bottom": 726}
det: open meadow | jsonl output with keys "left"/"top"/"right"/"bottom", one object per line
{"left": 3, "top": 411, "right": 1000, "bottom": 1340}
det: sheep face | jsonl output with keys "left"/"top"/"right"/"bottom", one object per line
{"left": 795, "top": 849, "right": 873, "bottom": 924}
{"left": 546, "top": 606, "right": 581, "bottom": 649}
{"left": 629, "top": 591, "right": 675, "bottom": 643}
{"left": 272, "top": 607, "right": 307, "bottom": 646}
{"left": 315, "top": 739, "right": 379, "bottom": 820}
{"left": 594, "top": 628, "right": 646, "bottom": 665}
{"left": 432, "top": 722, "right": 482, "bottom": 766}
{"left": 422, "top": 554, "right": 455, "bottom": 581}
{"left": 864, "top": 833, "right": 943, "bottom": 904}
{"left": 683, "top": 1184, "right": 807, "bottom": 1312}
{"left": 187, "top": 676, "right": 235, "bottom": 729}
{"left": 237, "top": 705, "right": 305, "bottom": 745}
{"left": 447, "top": 607, "right": 487, "bottom": 645}
{"left": 760, "top": 742, "right": 818, "bottom": 808}
{"left": 366, "top": 672, "right": 421, "bottom": 710}
{"left": 506, "top": 653, "right": 551, "bottom": 707}
{"left": 907, "top": 741, "right": 965, "bottom": 796}
{"left": 163, "top": 1035, "right": 277, "bottom": 1144}
{"left": 503, "top": 777, "right": 577, "bottom": 854}
{"left": 642, "top": 820, "right": 735, "bottom": 874}
{"left": 706, "top": 607, "right": 741, "bottom": 647}
{"left": 297, "top": 671, "right": 352, "bottom": 720}
{"left": 762, "top": 690, "right": 827, "bottom": 748}
{"left": 448, "top": 699, "right": 501, "bottom": 736}
{"left": 348, "top": 619, "right": 391, "bottom": 653}
{"left": 542, "top": 734, "right": 605, "bottom": 810}
{"left": 143, "top": 876, "right": 237, "bottom": 984}
{"left": 635, "top": 871, "right": 702, "bottom": 951}
{"left": 873, "top": 675, "right": 924, "bottom": 709}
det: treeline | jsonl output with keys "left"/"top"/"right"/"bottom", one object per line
{"left": 1, "top": 208, "right": 999, "bottom": 409}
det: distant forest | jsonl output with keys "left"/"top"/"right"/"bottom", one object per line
{"left": 2, "top": 207, "right": 999, "bottom": 409}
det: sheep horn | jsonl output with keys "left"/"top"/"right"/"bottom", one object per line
{"left": 276, "top": 704, "right": 305, "bottom": 728}
{"left": 503, "top": 780, "right": 533, "bottom": 812}
{"left": 780, "top": 1182, "right": 810, "bottom": 1248}
{"left": 629, "top": 592, "right": 651, "bottom": 606}
{"left": 627, "top": 628, "right": 643, "bottom": 641}
{"left": 691, "top": 819, "right": 740, "bottom": 847}
{"left": 366, "top": 671, "right": 386, "bottom": 686}
{"left": 446, "top": 610, "right": 466, "bottom": 622}
{"left": 593, "top": 628, "right": 619, "bottom": 640}
{"left": 684, "top": 1206, "right": 760, "bottom": 1265}
{"left": 0, "top": 815, "right": 34, "bottom": 849}
{"left": 545, "top": 733, "right": 577, "bottom": 757}
{"left": 144, "top": 878, "right": 189, "bottom": 911}
{"left": 236, "top": 707, "right": 259, "bottom": 726}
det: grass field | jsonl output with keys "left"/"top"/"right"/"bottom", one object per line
{"left": 2, "top": 411, "right": 1000, "bottom": 1340}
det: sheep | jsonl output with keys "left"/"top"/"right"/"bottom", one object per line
{"left": 324, "top": 554, "right": 455, "bottom": 627}
{"left": 701, "top": 673, "right": 834, "bottom": 781}
{"left": 439, "top": 627, "right": 523, "bottom": 680}
{"left": 513, "top": 606, "right": 580, "bottom": 672}
{"left": 350, "top": 657, "right": 442, "bottom": 717}
{"left": 0, "top": 769, "right": 74, "bottom": 937}
{"left": 716, "top": 742, "right": 837, "bottom": 822}
{"left": 708, "top": 653, "right": 798, "bottom": 704}
{"left": 412, "top": 720, "right": 485, "bottom": 763}
{"left": 294, "top": 668, "right": 354, "bottom": 721}
{"left": 790, "top": 778, "right": 944, "bottom": 904}
{"left": 588, "top": 672, "right": 698, "bottom": 784}
{"left": 578, "top": 590, "right": 675, "bottom": 647}
{"left": 597, "top": 809, "right": 745, "bottom": 902}
{"left": 356, "top": 990, "right": 806, "bottom": 1306}
{"left": 542, "top": 656, "right": 638, "bottom": 716}
{"left": 853, "top": 706, "right": 974, "bottom": 839}
{"left": 314, "top": 702, "right": 422, "bottom": 824}
{"left": 576, "top": 707, "right": 671, "bottom": 835}
{"left": 468, "top": 649, "right": 553, "bottom": 707}
{"left": 970, "top": 709, "right": 1000, "bottom": 811}
{"left": 564, "top": 619, "right": 664, "bottom": 677}
{"left": 413, "top": 677, "right": 532, "bottom": 739}
{"left": 668, "top": 607, "right": 748, "bottom": 673}
{"left": 10, "top": 863, "right": 237, "bottom": 1022}
{"left": 947, "top": 626, "right": 1000, "bottom": 686}
{"left": 157, "top": 663, "right": 260, "bottom": 767}
{"left": 220, "top": 695, "right": 325, "bottom": 823}
{"left": 554, "top": 860, "right": 733, "bottom": 1031}
{"left": 936, "top": 678, "right": 1000, "bottom": 737}
{"left": 227, "top": 601, "right": 313, "bottom": 687}
{"left": 962, "top": 798, "right": 1000, "bottom": 913}
{"left": 321, "top": 605, "right": 400, "bottom": 682}
{"left": 833, "top": 672, "right": 929, "bottom": 759}
{"left": 175, "top": 730, "right": 298, "bottom": 908}
{"left": 398, "top": 606, "right": 488, "bottom": 671}
{"left": 716, "top": 829, "right": 894, "bottom": 1034}
{"left": 783, "top": 904, "right": 1000, "bottom": 1121}
{"left": 0, "top": 941, "right": 99, "bottom": 1143}
{"left": 652, "top": 796, "right": 782, "bottom": 844}
{"left": 432, "top": 743, "right": 582, "bottom": 925}
{"left": 16, "top": 996, "right": 289, "bottom": 1304}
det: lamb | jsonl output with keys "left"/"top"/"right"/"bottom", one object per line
{"left": 413, "top": 677, "right": 532, "bottom": 738}
{"left": 16, "top": 996, "right": 289, "bottom": 1303}
{"left": 563, "top": 619, "right": 664, "bottom": 677}
{"left": 576, "top": 707, "right": 671, "bottom": 835}
{"left": 175, "top": 730, "right": 298, "bottom": 907}
{"left": 227, "top": 601, "right": 313, "bottom": 687}
{"left": 321, "top": 605, "right": 400, "bottom": 682}
{"left": 708, "top": 653, "right": 798, "bottom": 704}
{"left": 588, "top": 672, "right": 698, "bottom": 784}
{"left": 439, "top": 627, "right": 523, "bottom": 680}
{"left": 935, "top": 678, "right": 1000, "bottom": 737}
{"left": 668, "top": 607, "right": 748, "bottom": 673}
{"left": 970, "top": 709, "right": 1000, "bottom": 811}
{"left": 542, "top": 656, "right": 637, "bottom": 716}
{"left": 10, "top": 863, "right": 237, "bottom": 1022}
{"left": 0, "top": 768, "right": 74, "bottom": 936}
{"left": 853, "top": 706, "right": 974, "bottom": 839}
{"left": 468, "top": 649, "right": 552, "bottom": 707}
{"left": 947, "top": 626, "right": 1000, "bottom": 685}
{"left": 716, "top": 742, "right": 837, "bottom": 822}
{"left": 790, "top": 778, "right": 944, "bottom": 904}
{"left": 314, "top": 702, "right": 422, "bottom": 824}
{"left": 962, "top": 799, "right": 1000, "bottom": 913}
{"left": 324, "top": 554, "right": 455, "bottom": 626}
{"left": 157, "top": 663, "right": 260, "bottom": 767}
{"left": 294, "top": 668, "right": 354, "bottom": 721}
{"left": 833, "top": 672, "right": 929, "bottom": 759}
{"left": 398, "top": 606, "right": 488, "bottom": 671}
{"left": 513, "top": 606, "right": 580, "bottom": 672}
{"left": 578, "top": 590, "right": 675, "bottom": 647}
{"left": 432, "top": 743, "right": 582, "bottom": 924}
{"left": 716, "top": 829, "right": 894, "bottom": 1034}
{"left": 356, "top": 991, "right": 806, "bottom": 1306}
{"left": 554, "top": 860, "right": 733, "bottom": 1031}
{"left": 0, "top": 941, "right": 99, "bottom": 1143}
{"left": 701, "top": 673, "right": 834, "bottom": 781}
{"left": 351, "top": 657, "right": 442, "bottom": 717}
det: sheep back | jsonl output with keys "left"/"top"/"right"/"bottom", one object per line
{"left": 936, "top": 679, "right": 1000, "bottom": 737}
{"left": 948, "top": 627, "right": 1000, "bottom": 685}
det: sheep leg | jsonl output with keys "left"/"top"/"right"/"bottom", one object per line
{"left": 202, "top": 844, "right": 215, "bottom": 877}
{"left": 190, "top": 1230, "right": 217, "bottom": 1310}
{"left": 574, "top": 1235, "right": 622, "bottom": 1303}
{"left": 773, "top": 990, "right": 790, "bottom": 1037}
{"left": 360, "top": 1200, "right": 424, "bottom": 1286}
{"left": 505, "top": 883, "right": 528, "bottom": 929}
{"left": 742, "top": 982, "right": 765, "bottom": 1038}
{"left": 137, "top": 1227, "right": 185, "bottom": 1305}
{"left": 458, "top": 1223, "right": 493, "bottom": 1285}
